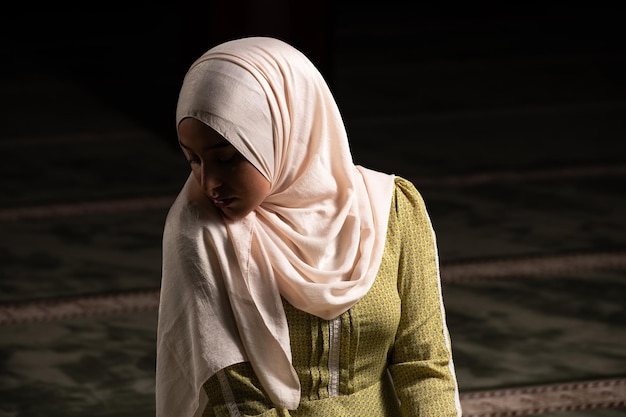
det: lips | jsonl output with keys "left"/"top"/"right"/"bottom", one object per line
{"left": 212, "top": 197, "right": 235, "bottom": 208}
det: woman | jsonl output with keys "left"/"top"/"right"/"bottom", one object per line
{"left": 156, "top": 36, "right": 462, "bottom": 417}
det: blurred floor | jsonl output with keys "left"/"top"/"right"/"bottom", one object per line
{"left": 1, "top": 3, "right": 626, "bottom": 416}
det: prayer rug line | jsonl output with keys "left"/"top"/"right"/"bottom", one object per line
{"left": 2, "top": 161, "right": 625, "bottom": 221}
{"left": 441, "top": 251, "right": 626, "bottom": 284}
{"left": 1, "top": 251, "right": 625, "bottom": 325}
{"left": 459, "top": 377, "right": 626, "bottom": 417}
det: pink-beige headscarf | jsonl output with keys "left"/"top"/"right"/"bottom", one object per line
{"left": 156, "top": 37, "right": 395, "bottom": 416}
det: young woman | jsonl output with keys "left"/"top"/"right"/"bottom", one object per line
{"left": 156, "top": 36, "right": 462, "bottom": 417}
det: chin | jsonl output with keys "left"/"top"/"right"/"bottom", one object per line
{"left": 220, "top": 208, "right": 250, "bottom": 221}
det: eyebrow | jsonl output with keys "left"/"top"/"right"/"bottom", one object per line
{"left": 178, "top": 138, "right": 231, "bottom": 152}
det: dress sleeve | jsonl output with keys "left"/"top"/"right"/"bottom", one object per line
{"left": 387, "top": 177, "right": 462, "bottom": 417}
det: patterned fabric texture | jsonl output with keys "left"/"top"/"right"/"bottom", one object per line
{"left": 201, "top": 177, "right": 461, "bottom": 416}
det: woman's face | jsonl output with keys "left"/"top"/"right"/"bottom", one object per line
{"left": 177, "top": 117, "right": 271, "bottom": 220}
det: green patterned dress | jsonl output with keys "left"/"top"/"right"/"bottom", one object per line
{"left": 201, "top": 177, "right": 461, "bottom": 416}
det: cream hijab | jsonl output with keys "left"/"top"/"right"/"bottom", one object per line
{"left": 156, "top": 37, "right": 395, "bottom": 416}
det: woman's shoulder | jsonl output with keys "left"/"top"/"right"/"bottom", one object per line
{"left": 392, "top": 176, "right": 427, "bottom": 213}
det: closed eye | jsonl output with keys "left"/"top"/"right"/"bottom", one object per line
{"left": 217, "top": 148, "right": 239, "bottom": 163}
{"left": 184, "top": 152, "right": 200, "bottom": 165}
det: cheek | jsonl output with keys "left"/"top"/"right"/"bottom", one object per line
{"left": 256, "top": 177, "right": 272, "bottom": 203}
{"left": 247, "top": 168, "right": 271, "bottom": 200}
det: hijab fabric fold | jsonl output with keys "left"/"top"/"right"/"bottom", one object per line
{"left": 156, "top": 37, "right": 395, "bottom": 416}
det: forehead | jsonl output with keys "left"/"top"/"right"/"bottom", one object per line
{"left": 178, "top": 118, "right": 229, "bottom": 150}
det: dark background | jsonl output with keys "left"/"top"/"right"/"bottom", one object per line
{"left": 3, "top": 2, "right": 624, "bottom": 145}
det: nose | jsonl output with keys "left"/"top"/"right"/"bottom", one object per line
{"left": 199, "top": 164, "right": 223, "bottom": 198}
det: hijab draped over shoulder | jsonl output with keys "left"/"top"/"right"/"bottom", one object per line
{"left": 156, "top": 37, "right": 395, "bottom": 416}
